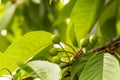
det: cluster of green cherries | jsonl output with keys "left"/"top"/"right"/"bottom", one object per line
{"left": 49, "top": 35, "right": 61, "bottom": 64}
{"left": 48, "top": 34, "right": 98, "bottom": 64}
{"left": 80, "top": 34, "right": 98, "bottom": 49}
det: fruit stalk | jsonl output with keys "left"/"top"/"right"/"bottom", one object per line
{"left": 58, "top": 43, "right": 71, "bottom": 62}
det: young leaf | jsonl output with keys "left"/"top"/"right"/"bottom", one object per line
{"left": 17, "top": 60, "right": 62, "bottom": 80}
{"left": 79, "top": 53, "right": 120, "bottom": 80}
{"left": 0, "top": 31, "right": 52, "bottom": 74}
{"left": 71, "top": 0, "right": 105, "bottom": 43}
{"left": 0, "top": 3, "right": 16, "bottom": 30}
{"left": 99, "top": 0, "right": 118, "bottom": 40}
{"left": 71, "top": 52, "right": 95, "bottom": 80}
{"left": 54, "top": 0, "right": 77, "bottom": 25}
{"left": 68, "top": 25, "right": 78, "bottom": 47}
{"left": 29, "top": 44, "right": 53, "bottom": 61}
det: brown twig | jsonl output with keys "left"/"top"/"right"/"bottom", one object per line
{"left": 60, "top": 36, "right": 120, "bottom": 69}
{"left": 89, "top": 36, "right": 120, "bottom": 52}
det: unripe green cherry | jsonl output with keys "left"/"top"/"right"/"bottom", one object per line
{"left": 80, "top": 38, "right": 89, "bottom": 47}
{"left": 89, "top": 34, "right": 98, "bottom": 43}
{"left": 48, "top": 48, "right": 58, "bottom": 56}
{"left": 52, "top": 56, "right": 61, "bottom": 64}
{"left": 51, "top": 35, "right": 60, "bottom": 44}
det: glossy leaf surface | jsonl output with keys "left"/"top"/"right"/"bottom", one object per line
{"left": 79, "top": 53, "right": 120, "bottom": 80}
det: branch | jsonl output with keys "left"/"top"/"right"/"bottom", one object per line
{"left": 60, "top": 36, "right": 120, "bottom": 69}
{"left": 90, "top": 36, "right": 120, "bottom": 52}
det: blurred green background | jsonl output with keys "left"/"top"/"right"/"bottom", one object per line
{"left": 0, "top": 0, "right": 69, "bottom": 52}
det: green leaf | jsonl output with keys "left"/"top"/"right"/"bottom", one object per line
{"left": 29, "top": 44, "right": 53, "bottom": 61}
{"left": 62, "top": 77, "right": 70, "bottom": 80}
{"left": 17, "top": 60, "right": 62, "bottom": 80}
{"left": 0, "top": 31, "right": 52, "bottom": 74}
{"left": 54, "top": 0, "right": 77, "bottom": 25}
{"left": 79, "top": 53, "right": 120, "bottom": 80}
{"left": 17, "top": 61, "right": 39, "bottom": 78}
{"left": 23, "top": 0, "right": 53, "bottom": 32}
{"left": 1, "top": 0, "right": 8, "bottom": 4}
{"left": 0, "top": 35, "right": 10, "bottom": 52}
{"left": 57, "top": 23, "right": 67, "bottom": 42}
{"left": 0, "top": 3, "right": 16, "bottom": 30}
{"left": 69, "top": 25, "right": 78, "bottom": 47}
{"left": 99, "top": 0, "right": 118, "bottom": 40}
{"left": 71, "top": 0, "right": 105, "bottom": 43}
{"left": 71, "top": 52, "right": 95, "bottom": 80}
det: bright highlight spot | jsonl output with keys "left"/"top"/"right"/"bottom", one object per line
{"left": 34, "top": 78, "right": 41, "bottom": 80}
{"left": 66, "top": 18, "right": 70, "bottom": 24}
{"left": 16, "top": 0, "right": 24, "bottom": 4}
{"left": 32, "top": 0, "right": 41, "bottom": 4}
{"left": 60, "top": 0, "right": 69, "bottom": 5}
{"left": 0, "top": 77, "right": 11, "bottom": 80}
{"left": 1, "top": 29, "right": 7, "bottom": 36}
{"left": 54, "top": 42, "right": 65, "bottom": 48}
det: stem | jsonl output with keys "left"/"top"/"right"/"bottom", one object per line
{"left": 62, "top": 42, "right": 76, "bottom": 52}
{"left": 58, "top": 43, "right": 71, "bottom": 62}
{"left": 1, "top": 68, "right": 12, "bottom": 76}
{"left": 1, "top": 68, "right": 14, "bottom": 80}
